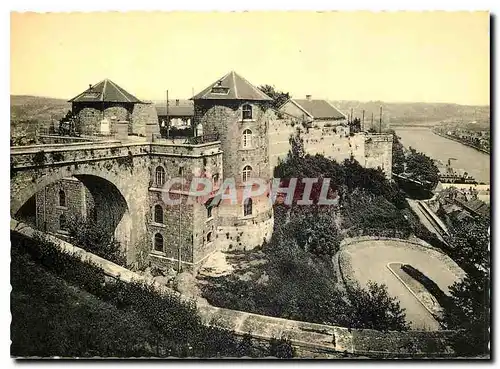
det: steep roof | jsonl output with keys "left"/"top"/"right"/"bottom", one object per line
{"left": 290, "top": 99, "right": 346, "bottom": 120}
{"left": 68, "top": 79, "right": 142, "bottom": 103}
{"left": 192, "top": 71, "right": 272, "bottom": 101}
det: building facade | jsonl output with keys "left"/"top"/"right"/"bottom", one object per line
{"left": 192, "top": 71, "right": 274, "bottom": 250}
{"left": 69, "top": 79, "right": 159, "bottom": 137}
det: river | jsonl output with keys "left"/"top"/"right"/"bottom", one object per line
{"left": 394, "top": 127, "right": 490, "bottom": 184}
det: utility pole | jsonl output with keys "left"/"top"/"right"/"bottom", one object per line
{"left": 379, "top": 105, "right": 383, "bottom": 133}
{"left": 362, "top": 109, "right": 365, "bottom": 132}
{"left": 166, "top": 90, "right": 169, "bottom": 138}
{"left": 350, "top": 108, "right": 353, "bottom": 125}
{"left": 371, "top": 112, "right": 374, "bottom": 130}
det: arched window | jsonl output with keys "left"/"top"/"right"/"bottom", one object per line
{"left": 154, "top": 233, "right": 164, "bottom": 252}
{"left": 59, "top": 214, "right": 67, "bottom": 230}
{"left": 155, "top": 166, "right": 165, "bottom": 187}
{"left": 212, "top": 173, "right": 219, "bottom": 186}
{"left": 242, "top": 104, "right": 252, "bottom": 120}
{"left": 154, "top": 204, "right": 163, "bottom": 224}
{"left": 242, "top": 129, "right": 253, "bottom": 148}
{"left": 242, "top": 165, "right": 252, "bottom": 183}
{"left": 206, "top": 231, "right": 212, "bottom": 243}
{"left": 58, "top": 189, "right": 66, "bottom": 207}
{"left": 243, "top": 198, "right": 252, "bottom": 216}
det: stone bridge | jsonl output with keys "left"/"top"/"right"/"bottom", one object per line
{"left": 10, "top": 138, "right": 222, "bottom": 264}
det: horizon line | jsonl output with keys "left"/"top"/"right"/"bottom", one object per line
{"left": 10, "top": 93, "right": 491, "bottom": 108}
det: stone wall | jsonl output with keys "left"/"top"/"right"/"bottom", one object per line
{"left": 33, "top": 177, "right": 91, "bottom": 235}
{"left": 193, "top": 100, "right": 275, "bottom": 251}
{"left": 72, "top": 102, "right": 133, "bottom": 134}
{"left": 131, "top": 103, "right": 159, "bottom": 137}
{"left": 146, "top": 148, "right": 224, "bottom": 272}
{"left": 269, "top": 119, "right": 393, "bottom": 178}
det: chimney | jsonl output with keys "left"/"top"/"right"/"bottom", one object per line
{"left": 88, "top": 84, "right": 93, "bottom": 91}
{"left": 306, "top": 95, "right": 312, "bottom": 101}
{"left": 175, "top": 99, "right": 179, "bottom": 106}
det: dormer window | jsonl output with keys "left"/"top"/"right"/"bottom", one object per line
{"left": 82, "top": 92, "right": 101, "bottom": 99}
{"left": 211, "top": 81, "right": 230, "bottom": 95}
{"left": 242, "top": 104, "right": 252, "bottom": 120}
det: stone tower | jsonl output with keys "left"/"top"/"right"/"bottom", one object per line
{"left": 192, "top": 71, "right": 274, "bottom": 250}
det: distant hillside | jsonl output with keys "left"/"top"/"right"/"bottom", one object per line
{"left": 328, "top": 100, "right": 490, "bottom": 129}
{"left": 10, "top": 94, "right": 490, "bottom": 134}
{"left": 11, "top": 95, "right": 70, "bottom": 123}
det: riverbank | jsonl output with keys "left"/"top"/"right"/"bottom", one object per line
{"left": 431, "top": 129, "right": 490, "bottom": 155}
{"left": 394, "top": 127, "right": 490, "bottom": 184}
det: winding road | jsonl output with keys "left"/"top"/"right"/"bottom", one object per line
{"left": 339, "top": 239, "right": 465, "bottom": 331}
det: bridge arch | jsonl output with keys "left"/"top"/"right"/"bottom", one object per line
{"left": 12, "top": 167, "right": 135, "bottom": 259}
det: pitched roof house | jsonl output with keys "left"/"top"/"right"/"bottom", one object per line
{"left": 279, "top": 96, "right": 346, "bottom": 123}
{"left": 69, "top": 79, "right": 142, "bottom": 103}
{"left": 192, "top": 70, "right": 272, "bottom": 101}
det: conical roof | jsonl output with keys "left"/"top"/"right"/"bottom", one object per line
{"left": 192, "top": 71, "right": 272, "bottom": 101}
{"left": 68, "top": 79, "right": 142, "bottom": 103}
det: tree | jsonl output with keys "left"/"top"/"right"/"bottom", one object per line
{"left": 286, "top": 210, "right": 341, "bottom": 255}
{"left": 66, "top": 217, "right": 125, "bottom": 265}
{"left": 405, "top": 147, "right": 440, "bottom": 190}
{"left": 346, "top": 281, "right": 410, "bottom": 331}
{"left": 258, "top": 84, "right": 291, "bottom": 110}
{"left": 446, "top": 217, "right": 490, "bottom": 272}
{"left": 388, "top": 129, "right": 405, "bottom": 174}
{"left": 440, "top": 217, "right": 490, "bottom": 356}
{"left": 268, "top": 336, "right": 295, "bottom": 358}
{"left": 441, "top": 269, "right": 490, "bottom": 356}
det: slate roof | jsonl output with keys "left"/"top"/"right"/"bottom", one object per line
{"left": 192, "top": 71, "right": 272, "bottom": 101}
{"left": 69, "top": 79, "right": 142, "bottom": 103}
{"left": 156, "top": 100, "right": 194, "bottom": 117}
{"left": 290, "top": 99, "right": 346, "bottom": 120}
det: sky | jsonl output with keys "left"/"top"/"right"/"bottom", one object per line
{"left": 10, "top": 11, "right": 490, "bottom": 105}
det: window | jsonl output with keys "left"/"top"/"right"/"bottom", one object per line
{"left": 242, "top": 129, "right": 253, "bottom": 148}
{"left": 154, "top": 233, "right": 164, "bottom": 252}
{"left": 154, "top": 204, "right": 163, "bottom": 224}
{"left": 155, "top": 166, "right": 166, "bottom": 187}
{"left": 212, "top": 173, "right": 219, "bottom": 186}
{"left": 243, "top": 198, "right": 252, "bottom": 216}
{"left": 242, "top": 104, "right": 252, "bottom": 120}
{"left": 206, "top": 231, "right": 212, "bottom": 243}
{"left": 59, "top": 214, "right": 67, "bottom": 231}
{"left": 58, "top": 189, "right": 66, "bottom": 207}
{"left": 242, "top": 165, "right": 252, "bottom": 183}
{"left": 178, "top": 166, "right": 184, "bottom": 176}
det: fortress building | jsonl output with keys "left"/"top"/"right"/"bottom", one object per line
{"left": 16, "top": 72, "right": 392, "bottom": 273}
{"left": 191, "top": 71, "right": 275, "bottom": 250}
{"left": 69, "top": 79, "right": 159, "bottom": 137}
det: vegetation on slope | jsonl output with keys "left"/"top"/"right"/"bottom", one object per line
{"left": 11, "top": 232, "right": 293, "bottom": 358}
{"left": 439, "top": 217, "right": 490, "bottom": 356}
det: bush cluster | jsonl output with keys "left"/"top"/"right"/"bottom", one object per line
{"left": 11, "top": 231, "right": 287, "bottom": 358}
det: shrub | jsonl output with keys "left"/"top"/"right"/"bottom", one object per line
{"left": 268, "top": 336, "right": 295, "bottom": 358}
{"left": 11, "top": 231, "right": 265, "bottom": 358}
{"left": 401, "top": 264, "right": 449, "bottom": 308}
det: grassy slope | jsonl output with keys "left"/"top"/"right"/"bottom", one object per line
{"left": 10, "top": 245, "right": 167, "bottom": 358}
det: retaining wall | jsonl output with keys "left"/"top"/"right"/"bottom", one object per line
{"left": 11, "top": 220, "right": 459, "bottom": 358}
